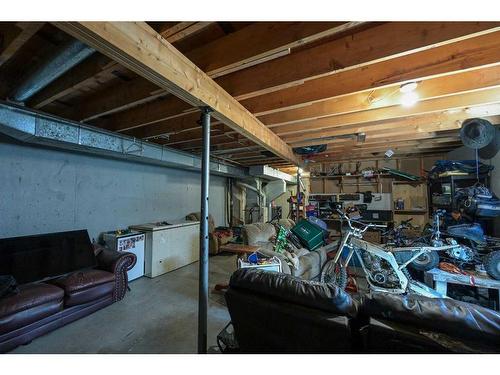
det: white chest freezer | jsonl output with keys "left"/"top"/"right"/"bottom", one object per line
{"left": 102, "top": 230, "right": 145, "bottom": 281}
{"left": 129, "top": 220, "right": 200, "bottom": 278}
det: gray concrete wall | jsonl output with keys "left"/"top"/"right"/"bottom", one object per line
{"left": 0, "top": 136, "right": 227, "bottom": 240}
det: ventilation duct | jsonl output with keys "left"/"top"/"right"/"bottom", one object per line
{"left": 10, "top": 40, "right": 95, "bottom": 103}
{"left": 0, "top": 102, "right": 247, "bottom": 178}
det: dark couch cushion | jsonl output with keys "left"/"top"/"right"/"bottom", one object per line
{"left": 52, "top": 270, "right": 115, "bottom": 307}
{"left": 0, "top": 283, "right": 64, "bottom": 335}
{"left": 226, "top": 287, "right": 351, "bottom": 353}
{"left": 0, "top": 230, "right": 97, "bottom": 284}
{"left": 0, "top": 283, "right": 63, "bottom": 318}
{"left": 229, "top": 268, "right": 358, "bottom": 317}
{"left": 360, "top": 292, "right": 500, "bottom": 346}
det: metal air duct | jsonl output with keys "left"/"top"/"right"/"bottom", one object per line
{"left": 0, "top": 101, "right": 247, "bottom": 178}
{"left": 10, "top": 40, "right": 95, "bottom": 102}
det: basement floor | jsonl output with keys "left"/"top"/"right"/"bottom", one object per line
{"left": 11, "top": 254, "right": 235, "bottom": 354}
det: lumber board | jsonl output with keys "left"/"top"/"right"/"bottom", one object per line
{"left": 271, "top": 87, "right": 500, "bottom": 136}
{"left": 0, "top": 22, "right": 44, "bottom": 67}
{"left": 241, "top": 29, "right": 500, "bottom": 115}
{"left": 54, "top": 22, "right": 300, "bottom": 165}
{"left": 91, "top": 22, "right": 500, "bottom": 132}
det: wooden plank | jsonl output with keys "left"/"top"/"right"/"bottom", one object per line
{"left": 31, "top": 22, "right": 213, "bottom": 110}
{"left": 0, "top": 22, "right": 44, "bottom": 67}
{"left": 78, "top": 22, "right": 361, "bottom": 126}
{"left": 183, "top": 22, "right": 355, "bottom": 78}
{"left": 131, "top": 65, "right": 500, "bottom": 140}
{"left": 242, "top": 29, "right": 500, "bottom": 115}
{"left": 163, "top": 22, "right": 214, "bottom": 44}
{"left": 54, "top": 22, "right": 300, "bottom": 165}
{"left": 259, "top": 64, "right": 500, "bottom": 126}
{"left": 92, "top": 22, "right": 500, "bottom": 132}
{"left": 271, "top": 88, "right": 500, "bottom": 136}
{"left": 219, "top": 22, "right": 500, "bottom": 100}
{"left": 157, "top": 22, "right": 196, "bottom": 38}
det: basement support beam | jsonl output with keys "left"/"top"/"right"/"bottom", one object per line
{"left": 198, "top": 107, "right": 211, "bottom": 354}
{"left": 54, "top": 22, "right": 300, "bottom": 165}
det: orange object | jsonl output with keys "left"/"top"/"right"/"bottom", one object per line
{"left": 439, "top": 262, "right": 475, "bottom": 286}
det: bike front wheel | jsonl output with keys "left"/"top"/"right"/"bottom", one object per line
{"left": 320, "top": 259, "right": 348, "bottom": 289}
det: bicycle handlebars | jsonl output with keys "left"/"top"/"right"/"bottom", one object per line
{"left": 336, "top": 209, "right": 387, "bottom": 232}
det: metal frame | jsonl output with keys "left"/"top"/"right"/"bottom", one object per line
{"left": 198, "top": 107, "right": 211, "bottom": 354}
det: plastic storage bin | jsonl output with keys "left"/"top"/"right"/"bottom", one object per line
{"left": 291, "top": 219, "right": 325, "bottom": 250}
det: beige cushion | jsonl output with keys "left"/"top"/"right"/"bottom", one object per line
{"left": 243, "top": 222, "right": 276, "bottom": 246}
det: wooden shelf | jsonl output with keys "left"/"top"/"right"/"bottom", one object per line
{"left": 394, "top": 210, "right": 427, "bottom": 215}
{"left": 311, "top": 173, "right": 391, "bottom": 179}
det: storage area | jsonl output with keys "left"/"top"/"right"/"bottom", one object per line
{"left": 1, "top": 12, "right": 499, "bottom": 360}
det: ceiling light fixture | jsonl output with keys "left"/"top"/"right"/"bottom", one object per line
{"left": 400, "top": 82, "right": 418, "bottom": 93}
{"left": 400, "top": 81, "right": 419, "bottom": 107}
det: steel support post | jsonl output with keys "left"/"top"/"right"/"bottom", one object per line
{"left": 296, "top": 168, "right": 301, "bottom": 222}
{"left": 198, "top": 107, "right": 212, "bottom": 354}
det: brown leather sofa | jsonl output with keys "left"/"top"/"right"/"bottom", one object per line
{"left": 225, "top": 269, "right": 500, "bottom": 353}
{"left": 0, "top": 230, "right": 136, "bottom": 353}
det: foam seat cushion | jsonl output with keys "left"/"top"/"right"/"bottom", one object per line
{"left": 52, "top": 269, "right": 115, "bottom": 307}
{"left": 0, "top": 283, "right": 64, "bottom": 334}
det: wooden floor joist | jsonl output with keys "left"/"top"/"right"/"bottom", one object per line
{"left": 54, "top": 22, "right": 300, "bottom": 165}
{"left": 89, "top": 22, "right": 500, "bottom": 134}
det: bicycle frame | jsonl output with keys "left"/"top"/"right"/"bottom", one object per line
{"left": 330, "top": 211, "right": 454, "bottom": 298}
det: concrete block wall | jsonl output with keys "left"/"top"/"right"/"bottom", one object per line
{"left": 0, "top": 136, "right": 227, "bottom": 240}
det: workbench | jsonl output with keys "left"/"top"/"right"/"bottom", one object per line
{"left": 424, "top": 268, "right": 500, "bottom": 311}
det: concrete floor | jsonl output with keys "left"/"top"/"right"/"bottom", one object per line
{"left": 11, "top": 254, "right": 236, "bottom": 354}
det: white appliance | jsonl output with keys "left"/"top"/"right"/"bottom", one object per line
{"left": 129, "top": 220, "right": 200, "bottom": 278}
{"left": 102, "top": 230, "right": 145, "bottom": 281}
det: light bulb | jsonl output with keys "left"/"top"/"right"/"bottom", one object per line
{"left": 401, "top": 91, "right": 419, "bottom": 107}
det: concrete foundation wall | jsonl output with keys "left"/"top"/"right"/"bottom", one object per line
{"left": 0, "top": 136, "right": 227, "bottom": 240}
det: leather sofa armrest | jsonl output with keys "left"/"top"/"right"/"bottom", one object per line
{"left": 95, "top": 247, "right": 137, "bottom": 302}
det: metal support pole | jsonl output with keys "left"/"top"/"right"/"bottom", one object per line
{"left": 198, "top": 107, "right": 211, "bottom": 354}
{"left": 296, "top": 167, "right": 301, "bottom": 222}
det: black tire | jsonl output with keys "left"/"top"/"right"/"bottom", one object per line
{"left": 321, "top": 260, "right": 348, "bottom": 289}
{"left": 484, "top": 250, "right": 500, "bottom": 280}
{"left": 410, "top": 250, "right": 440, "bottom": 271}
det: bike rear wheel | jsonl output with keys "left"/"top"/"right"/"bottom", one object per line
{"left": 320, "top": 259, "right": 348, "bottom": 289}
{"left": 409, "top": 248, "right": 440, "bottom": 272}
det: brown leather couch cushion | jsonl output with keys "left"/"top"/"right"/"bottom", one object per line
{"left": 0, "top": 283, "right": 64, "bottom": 335}
{"left": 0, "top": 283, "right": 63, "bottom": 318}
{"left": 52, "top": 269, "right": 115, "bottom": 307}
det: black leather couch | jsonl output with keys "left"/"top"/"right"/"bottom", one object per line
{"left": 0, "top": 230, "right": 136, "bottom": 353}
{"left": 226, "top": 269, "right": 500, "bottom": 353}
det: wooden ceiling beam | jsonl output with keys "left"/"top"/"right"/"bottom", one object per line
{"left": 124, "top": 31, "right": 500, "bottom": 140}
{"left": 30, "top": 22, "right": 215, "bottom": 111}
{"left": 0, "top": 22, "right": 44, "bottom": 67}
{"left": 183, "top": 22, "right": 354, "bottom": 78}
{"left": 157, "top": 22, "right": 213, "bottom": 43}
{"left": 54, "top": 22, "right": 300, "bottom": 164}
{"left": 260, "top": 65, "right": 500, "bottom": 127}
{"left": 272, "top": 88, "right": 500, "bottom": 136}
{"left": 243, "top": 29, "right": 500, "bottom": 115}
{"left": 309, "top": 145, "right": 461, "bottom": 162}
{"left": 94, "top": 22, "right": 500, "bottom": 133}
{"left": 134, "top": 65, "right": 500, "bottom": 140}
{"left": 83, "top": 22, "right": 360, "bottom": 127}
{"left": 283, "top": 112, "right": 500, "bottom": 146}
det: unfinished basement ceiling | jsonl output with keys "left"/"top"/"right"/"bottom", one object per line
{"left": 1, "top": 21, "right": 500, "bottom": 170}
